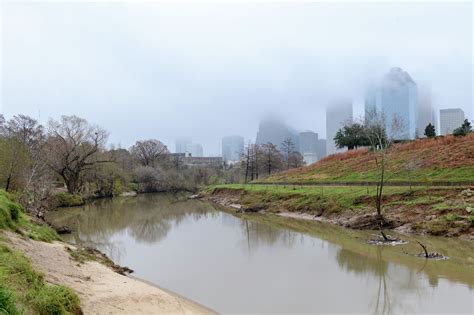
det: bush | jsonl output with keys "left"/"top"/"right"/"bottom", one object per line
{"left": 0, "top": 190, "right": 22, "bottom": 229}
{"left": 29, "top": 285, "right": 81, "bottom": 315}
{"left": 55, "top": 193, "right": 84, "bottom": 207}
{"left": 8, "top": 204, "right": 20, "bottom": 222}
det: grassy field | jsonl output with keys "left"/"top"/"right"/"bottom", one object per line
{"left": 262, "top": 134, "right": 474, "bottom": 184}
{"left": 0, "top": 190, "right": 81, "bottom": 314}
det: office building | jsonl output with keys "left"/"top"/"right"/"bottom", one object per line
{"left": 222, "top": 136, "right": 244, "bottom": 161}
{"left": 326, "top": 100, "right": 353, "bottom": 156}
{"left": 440, "top": 108, "right": 465, "bottom": 135}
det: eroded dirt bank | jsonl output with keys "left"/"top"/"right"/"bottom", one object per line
{"left": 202, "top": 187, "right": 474, "bottom": 240}
{"left": 5, "top": 231, "right": 215, "bottom": 314}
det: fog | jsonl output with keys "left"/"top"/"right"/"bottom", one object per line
{"left": 1, "top": 1, "right": 472, "bottom": 155}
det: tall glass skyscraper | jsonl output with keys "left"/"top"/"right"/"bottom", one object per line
{"left": 365, "top": 67, "right": 418, "bottom": 140}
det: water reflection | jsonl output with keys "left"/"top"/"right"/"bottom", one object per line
{"left": 47, "top": 194, "right": 474, "bottom": 314}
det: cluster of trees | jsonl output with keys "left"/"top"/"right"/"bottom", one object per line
{"left": 0, "top": 114, "right": 237, "bottom": 213}
{"left": 452, "top": 119, "right": 472, "bottom": 137}
{"left": 241, "top": 138, "right": 304, "bottom": 183}
{"left": 424, "top": 119, "right": 472, "bottom": 138}
{"left": 336, "top": 118, "right": 472, "bottom": 151}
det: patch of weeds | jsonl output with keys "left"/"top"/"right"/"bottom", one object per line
{"left": 0, "top": 244, "right": 81, "bottom": 314}
{"left": 66, "top": 247, "right": 133, "bottom": 275}
{"left": 28, "top": 285, "right": 80, "bottom": 315}
{"left": 446, "top": 213, "right": 462, "bottom": 222}
{"left": 0, "top": 286, "right": 20, "bottom": 315}
{"left": 55, "top": 193, "right": 84, "bottom": 207}
{"left": 431, "top": 202, "right": 463, "bottom": 212}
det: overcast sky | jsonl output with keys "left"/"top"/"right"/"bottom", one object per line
{"left": 1, "top": 1, "right": 472, "bottom": 155}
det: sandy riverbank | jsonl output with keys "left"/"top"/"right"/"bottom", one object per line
{"left": 5, "top": 232, "right": 215, "bottom": 314}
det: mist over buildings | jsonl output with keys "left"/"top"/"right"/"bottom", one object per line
{"left": 1, "top": 1, "right": 472, "bottom": 156}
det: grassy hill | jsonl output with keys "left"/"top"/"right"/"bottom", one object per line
{"left": 263, "top": 133, "right": 474, "bottom": 184}
{"left": 0, "top": 190, "right": 81, "bottom": 314}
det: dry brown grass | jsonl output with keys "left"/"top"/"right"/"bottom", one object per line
{"left": 265, "top": 133, "right": 474, "bottom": 182}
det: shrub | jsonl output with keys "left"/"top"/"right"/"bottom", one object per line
{"left": 8, "top": 204, "right": 20, "bottom": 222}
{"left": 55, "top": 193, "right": 84, "bottom": 207}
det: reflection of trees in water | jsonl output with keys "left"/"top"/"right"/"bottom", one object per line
{"left": 239, "top": 219, "right": 301, "bottom": 254}
{"left": 49, "top": 194, "right": 218, "bottom": 245}
{"left": 336, "top": 246, "right": 429, "bottom": 315}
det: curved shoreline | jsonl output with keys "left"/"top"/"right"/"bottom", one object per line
{"left": 4, "top": 231, "right": 215, "bottom": 314}
{"left": 129, "top": 275, "right": 218, "bottom": 314}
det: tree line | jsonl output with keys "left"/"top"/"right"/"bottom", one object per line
{"left": 0, "top": 114, "right": 240, "bottom": 214}
{"left": 240, "top": 138, "right": 304, "bottom": 183}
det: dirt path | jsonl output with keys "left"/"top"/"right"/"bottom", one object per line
{"left": 4, "top": 232, "right": 215, "bottom": 314}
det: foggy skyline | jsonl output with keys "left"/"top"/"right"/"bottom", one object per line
{"left": 1, "top": 1, "right": 472, "bottom": 155}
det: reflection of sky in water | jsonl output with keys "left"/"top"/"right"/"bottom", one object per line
{"left": 50, "top": 194, "right": 474, "bottom": 314}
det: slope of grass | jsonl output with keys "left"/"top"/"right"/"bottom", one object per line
{"left": 263, "top": 134, "right": 474, "bottom": 184}
{"left": 205, "top": 184, "right": 426, "bottom": 213}
{"left": 205, "top": 184, "right": 473, "bottom": 236}
{"left": 0, "top": 190, "right": 81, "bottom": 314}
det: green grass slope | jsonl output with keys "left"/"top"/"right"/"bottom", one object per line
{"left": 0, "top": 190, "right": 81, "bottom": 314}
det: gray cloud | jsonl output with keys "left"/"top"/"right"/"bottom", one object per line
{"left": 1, "top": 1, "right": 472, "bottom": 155}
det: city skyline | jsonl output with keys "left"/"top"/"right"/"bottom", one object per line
{"left": 2, "top": 2, "right": 472, "bottom": 155}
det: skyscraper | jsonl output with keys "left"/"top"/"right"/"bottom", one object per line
{"left": 326, "top": 100, "right": 353, "bottom": 156}
{"left": 417, "top": 85, "right": 435, "bottom": 137}
{"left": 365, "top": 67, "right": 418, "bottom": 140}
{"left": 317, "top": 139, "right": 327, "bottom": 160}
{"left": 175, "top": 138, "right": 191, "bottom": 154}
{"left": 299, "top": 131, "right": 318, "bottom": 164}
{"left": 440, "top": 108, "right": 465, "bottom": 135}
{"left": 185, "top": 143, "right": 203, "bottom": 157}
{"left": 222, "top": 136, "right": 244, "bottom": 161}
{"left": 256, "top": 118, "right": 299, "bottom": 152}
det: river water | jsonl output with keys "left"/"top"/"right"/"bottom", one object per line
{"left": 47, "top": 193, "right": 474, "bottom": 314}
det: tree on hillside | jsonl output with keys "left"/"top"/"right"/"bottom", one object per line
{"left": 334, "top": 122, "right": 369, "bottom": 150}
{"left": 364, "top": 109, "right": 404, "bottom": 223}
{"left": 44, "top": 115, "right": 109, "bottom": 194}
{"left": 130, "top": 139, "right": 170, "bottom": 168}
{"left": 453, "top": 119, "right": 472, "bottom": 137}
{"left": 424, "top": 123, "right": 436, "bottom": 138}
{"left": 289, "top": 151, "right": 305, "bottom": 168}
{"left": 281, "top": 138, "right": 296, "bottom": 170}
{"left": 262, "top": 143, "right": 282, "bottom": 176}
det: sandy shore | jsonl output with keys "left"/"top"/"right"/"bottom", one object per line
{"left": 5, "top": 232, "right": 216, "bottom": 314}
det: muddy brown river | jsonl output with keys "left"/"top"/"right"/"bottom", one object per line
{"left": 47, "top": 193, "right": 474, "bottom": 314}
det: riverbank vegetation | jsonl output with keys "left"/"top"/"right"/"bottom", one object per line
{"left": 203, "top": 185, "right": 473, "bottom": 238}
{"left": 0, "top": 114, "right": 239, "bottom": 216}
{"left": 0, "top": 190, "right": 81, "bottom": 314}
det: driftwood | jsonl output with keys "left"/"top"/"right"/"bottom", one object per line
{"left": 415, "top": 241, "right": 448, "bottom": 260}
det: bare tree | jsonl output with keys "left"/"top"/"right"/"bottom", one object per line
{"left": 262, "top": 142, "right": 282, "bottom": 176}
{"left": 289, "top": 151, "right": 305, "bottom": 168}
{"left": 241, "top": 142, "right": 252, "bottom": 183}
{"left": 44, "top": 115, "right": 109, "bottom": 194}
{"left": 364, "top": 109, "right": 404, "bottom": 221}
{"left": 281, "top": 138, "right": 296, "bottom": 170}
{"left": 130, "top": 139, "right": 169, "bottom": 168}
{"left": 252, "top": 144, "right": 261, "bottom": 180}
